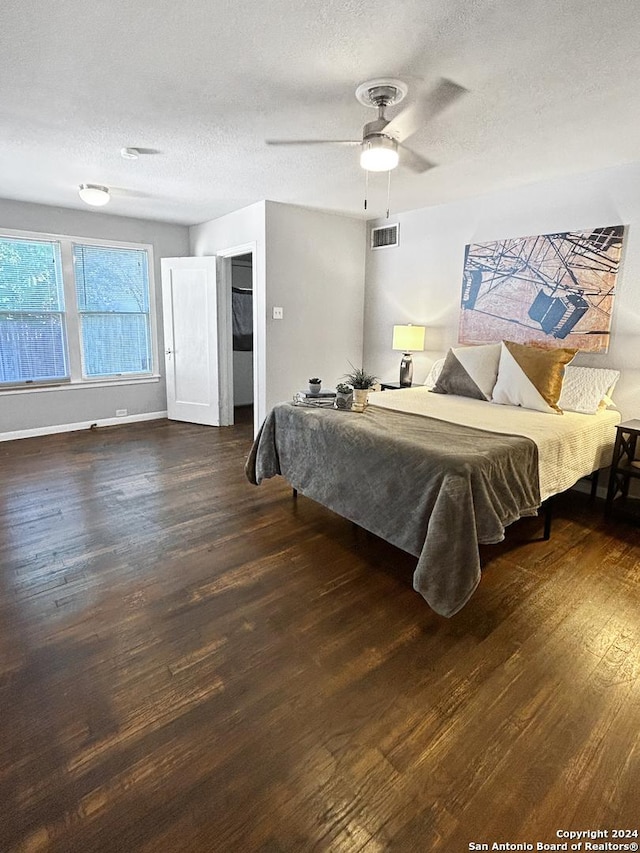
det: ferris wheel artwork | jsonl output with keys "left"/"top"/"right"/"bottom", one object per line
{"left": 458, "top": 225, "right": 625, "bottom": 353}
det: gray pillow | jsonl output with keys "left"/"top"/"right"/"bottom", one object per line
{"left": 431, "top": 343, "right": 501, "bottom": 401}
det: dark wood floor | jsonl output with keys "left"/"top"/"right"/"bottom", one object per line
{"left": 1, "top": 419, "right": 638, "bottom": 852}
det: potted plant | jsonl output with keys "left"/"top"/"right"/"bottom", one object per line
{"left": 308, "top": 377, "right": 322, "bottom": 395}
{"left": 335, "top": 382, "right": 353, "bottom": 410}
{"left": 341, "top": 364, "right": 378, "bottom": 411}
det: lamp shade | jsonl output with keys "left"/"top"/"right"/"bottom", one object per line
{"left": 360, "top": 136, "right": 399, "bottom": 172}
{"left": 392, "top": 324, "right": 425, "bottom": 352}
{"left": 78, "top": 184, "right": 110, "bottom": 206}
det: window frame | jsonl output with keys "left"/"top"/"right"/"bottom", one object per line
{"left": 0, "top": 227, "right": 159, "bottom": 392}
{"left": 0, "top": 234, "right": 69, "bottom": 386}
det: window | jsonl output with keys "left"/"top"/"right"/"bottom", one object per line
{"left": 0, "top": 230, "right": 155, "bottom": 389}
{"left": 74, "top": 245, "right": 152, "bottom": 378}
{"left": 0, "top": 237, "right": 68, "bottom": 384}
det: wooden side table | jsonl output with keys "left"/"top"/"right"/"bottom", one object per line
{"left": 605, "top": 419, "right": 640, "bottom": 522}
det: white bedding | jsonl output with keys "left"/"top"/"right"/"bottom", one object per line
{"left": 368, "top": 387, "right": 621, "bottom": 502}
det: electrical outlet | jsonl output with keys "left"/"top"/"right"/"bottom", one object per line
{"left": 272, "top": 306, "right": 283, "bottom": 320}
{"left": 116, "top": 409, "right": 128, "bottom": 417}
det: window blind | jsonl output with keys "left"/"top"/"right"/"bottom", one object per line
{"left": 0, "top": 237, "right": 68, "bottom": 385}
{"left": 73, "top": 244, "right": 152, "bottom": 377}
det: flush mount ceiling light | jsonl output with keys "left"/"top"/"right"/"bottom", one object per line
{"left": 78, "top": 184, "right": 110, "bottom": 206}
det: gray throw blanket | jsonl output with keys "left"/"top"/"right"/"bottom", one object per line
{"left": 245, "top": 403, "right": 540, "bottom": 617}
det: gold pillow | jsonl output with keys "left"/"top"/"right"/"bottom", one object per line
{"left": 491, "top": 340, "right": 578, "bottom": 413}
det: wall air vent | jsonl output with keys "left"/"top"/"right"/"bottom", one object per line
{"left": 370, "top": 223, "right": 399, "bottom": 249}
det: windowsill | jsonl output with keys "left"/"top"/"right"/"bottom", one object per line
{"left": 0, "top": 375, "right": 162, "bottom": 395}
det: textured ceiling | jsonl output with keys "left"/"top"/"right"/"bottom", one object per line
{"left": 2, "top": 0, "right": 640, "bottom": 226}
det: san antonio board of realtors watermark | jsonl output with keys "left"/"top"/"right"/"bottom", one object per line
{"left": 468, "top": 827, "right": 638, "bottom": 850}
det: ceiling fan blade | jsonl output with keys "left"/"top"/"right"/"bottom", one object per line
{"left": 384, "top": 78, "right": 468, "bottom": 143}
{"left": 398, "top": 144, "right": 436, "bottom": 173}
{"left": 266, "top": 139, "right": 361, "bottom": 146}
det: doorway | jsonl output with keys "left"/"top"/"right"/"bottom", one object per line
{"left": 215, "top": 245, "right": 257, "bottom": 429}
{"left": 229, "top": 253, "right": 254, "bottom": 426}
{"left": 161, "top": 244, "right": 262, "bottom": 433}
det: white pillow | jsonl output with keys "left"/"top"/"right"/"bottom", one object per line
{"left": 558, "top": 366, "right": 620, "bottom": 414}
{"left": 424, "top": 358, "right": 445, "bottom": 389}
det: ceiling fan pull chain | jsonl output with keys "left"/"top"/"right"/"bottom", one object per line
{"left": 364, "top": 168, "right": 369, "bottom": 211}
{"left": 386, "top": 169, "right": 391, "bottom": 219}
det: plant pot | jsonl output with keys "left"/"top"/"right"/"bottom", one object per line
{"left": 308, "top": 382, "right": 321, "bottom": 396}
{"left": 351, "top": 388, "right": 369, "bottom": 412}
{"left": 335, "top": 390, "right": 353, "bottom": 409}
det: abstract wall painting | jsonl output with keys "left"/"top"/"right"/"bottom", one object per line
{"left": 458, "top": 225, "right": 625, "bottom": 353}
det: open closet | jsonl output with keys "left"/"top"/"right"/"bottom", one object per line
{"left": 231, "top": 253, "right": 254, "bottom": 424}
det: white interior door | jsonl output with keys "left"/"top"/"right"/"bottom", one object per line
{"left": 161, "top": 256, "right": 220, "bottom": 426}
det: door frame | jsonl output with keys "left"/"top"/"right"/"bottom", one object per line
{"left": 216, "top": 242, "right": 260, "bottom": 429}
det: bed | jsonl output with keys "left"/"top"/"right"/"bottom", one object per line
{"left": 245, "top": 386, "right": 620, "bottom": 617}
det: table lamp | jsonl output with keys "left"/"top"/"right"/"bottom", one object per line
{"left": 392, "top": 324, "right": 426, "bottom": 386}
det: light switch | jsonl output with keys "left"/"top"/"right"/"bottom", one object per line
{"left": 272, "top": 306, "right": 284, "bottom": 320}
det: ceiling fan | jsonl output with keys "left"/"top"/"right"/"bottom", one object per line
{"left": 266, "top": 77, "right": 467, "bottom": 173}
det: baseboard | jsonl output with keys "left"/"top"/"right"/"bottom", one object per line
{"left": 0, "top": 411, "right": 168, "bottom": 443}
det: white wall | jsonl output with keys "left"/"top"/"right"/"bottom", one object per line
{"left": 233, "top": 351, "right": 254, "bottom": 406}
{"left": 189, "top": 201, "right": 266, "bottom": 432}
{"left": 265, "top": 201, "right": 366, "bottom": 407}
{"left": 190, "top": 200, "right": 366, "bottom": 429}
{"left": 0, "top": 198, "right": 190, "bottom": 437}
{"left": 364, "top": 163, "right": 640, "bottom": 420}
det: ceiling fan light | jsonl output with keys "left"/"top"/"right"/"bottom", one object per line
{"left": 360, "top": 137, "right": 399, "bottom": 172}
{"left": 78, "top": 184, "right": 110, "bottom": 206}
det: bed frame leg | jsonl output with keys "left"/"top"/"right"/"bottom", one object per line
{"left": 543, "top": 497, "right": 554, "bottom": 541}
{"left": 589, "top": 469, "right": 600, "bottom": 502}
{"left": 292, "top": 488, "right": 298, "bottom": 499}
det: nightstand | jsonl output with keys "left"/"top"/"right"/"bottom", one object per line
{"left": 380, "top": 382, "right": 417, "bottom": 390}
{"left": 605, "top": 419, "right": 640, "bottom": 523}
